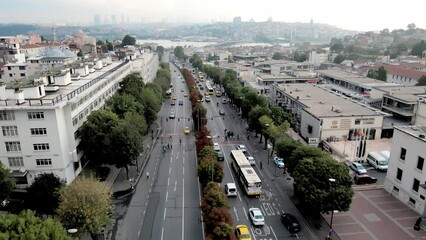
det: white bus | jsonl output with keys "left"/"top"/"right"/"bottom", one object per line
{"left": 206, "top": 82, "right": 214, "bottom": 95}
{"left": 230, "top": 150, "right": 262, "bottom": 196}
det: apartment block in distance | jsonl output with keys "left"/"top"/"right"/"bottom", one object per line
{"left": 385, "top": 126, "right": 426, "bottom": 216}
{"left": 0, "top": 59, "right": 132, "bottom": 188}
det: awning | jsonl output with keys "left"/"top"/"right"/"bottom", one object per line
{"left": 10, "top": 170, "right": 28, "bottom": 178}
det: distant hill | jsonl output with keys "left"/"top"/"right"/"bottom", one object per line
{"left": 0, "top": 24, "right": 38, "bottom": 36}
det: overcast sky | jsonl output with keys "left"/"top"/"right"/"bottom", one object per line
{"left": 1, "top": 0, "right": 425, "bottom": 32}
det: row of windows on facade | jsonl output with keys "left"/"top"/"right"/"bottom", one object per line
{"left": 392, "top": 75, "right": 412, "bottom": 81}
{"left": 2, "top": 126, "right": 47, "bottom": 136}
{"left": 8, "top": 156, "right": 52, "bottom": 167}
{"left": 5, "top": 142, "right": 49, "bottom": 151}
{"left": 395, "top": 147, "right": 425, "bottom": 199}
{"left": 0, "top": 111, "right": 44, "bottom": 121}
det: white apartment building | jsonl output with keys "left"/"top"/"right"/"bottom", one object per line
{"left": 309, "top": 51, "right": 328, "bottom": 67}
{"left": 1, "top": 63, "right": 27, "bottom": 82}
{"left": 0, "top": 60, "right": 133, "bottom": 188}
{"left": 385, "top": 126, "right": 426, "bottom": 216}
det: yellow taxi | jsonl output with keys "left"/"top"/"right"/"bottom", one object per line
{"left": 183, "top": 93, "right": 188, "bottom": 97}
{"left": 184, "top": 127, "right": 191, "bottom": 134}
{"left": 172, "top": 96, "right": 177, "bottom": 100}
{"left": 235, "top": 225, "right": 251, "bottom": 240}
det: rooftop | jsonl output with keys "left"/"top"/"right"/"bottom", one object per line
{"left": 317, "top": 69, "right": 396, "bottom": 88}
{"left": 375, "top": 85, "right": 426, "bottom": 102}
{"left": 278, "top": 83, "right": 383, "bottom": 118}
{"left": 395, "top": 125, "right": 426, "bottom": 142}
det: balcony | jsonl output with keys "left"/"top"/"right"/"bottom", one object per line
{"left": 382, "top": 103, "right": 415, "bottom": 117}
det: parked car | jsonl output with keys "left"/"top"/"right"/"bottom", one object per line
{"left": 217, "top": 151, "right": 224, "bottom": 161}
{"left": 350, "top": 162, "right": 367, "bottom": 174}
{"left": 219, "top": 109, "right": 225, "bottom": 115}
{"left": 280, "top": 213, "right": 301, "bottom": 233}
{"left": 213, "top": 143, "right": 220, "bottom": 151}
{"left": 274, "top": 157, "right": 285, "bottom": 169}
{"left": 235, "top": 225, "right": 252, "bottom": 240}
{"left": 179, "top": 100, "right": 183, "bottom": 105}
{"left": 354, "top": 174, "right": 377, "bottom": 184}
{"left": 248, "top": 208, "right": 265, "bottom": 226}
{"left": 237, "top": 145, "right": 247, "bottom": 152}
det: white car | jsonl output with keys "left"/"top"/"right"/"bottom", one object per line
{"left": 225, "top": 183, "right": 237, "bottom": 197}
{"left": 248, "top": 208, "right": 265, "bottom": 226}
{"left": 213, "top": 143, "right": 220, "bottom": 151}
{"left": 237, "top": 145, "right": 247, "bottom": 153}
{"left": 246, "top": 156, "right": 255, "bottom": 166}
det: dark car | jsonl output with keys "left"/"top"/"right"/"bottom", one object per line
{"left": 354, "top": 174, "right": 377, "bottom": 185}
{"left": 217, "top": 151, "right": 224, "bottom": 161}
{"left": 280, "top": 213, "right": 301, "bottom": 233}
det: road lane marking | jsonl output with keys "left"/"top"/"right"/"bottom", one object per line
{"left": 169, "top": 166, "right": 171, "bottom": 174}
{"left": 161, "top": 227, "right": 164, "bottom": 240}
{"left": 166, "top": 191, "right": 169, "bottom": 201}
{"left": 182, "top": 178, "right": 185, "bottom": 240}
{"left": 167, "top": 177, "right": 170, "bottom": 186}
{"left": 138, "top": 229, "right": 141, "bottom": 237}
{"left": 233, "top": 206, "right": 239, "bottom": 221}
{"left": 174, "top": 180, "right": 177, "bottom": 192}
{"left": 243, "top": 206, "right": 248, "bottom": 220}
{"left": 163, "top": 208, "right": 167, "bottom": 220}
{"left": 270, "top": 226, "right": 278, "bottom": 240}
{"left": 183, "top": 165, "right": 185, "bottom": 175}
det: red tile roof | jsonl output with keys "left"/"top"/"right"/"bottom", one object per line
{"left": 384, "top": 65, "right": 426, "bottom": 79}
{"left": 20, "top": 44, "right": 43, "bottom": 49}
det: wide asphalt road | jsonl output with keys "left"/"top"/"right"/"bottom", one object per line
{"left": 115, "top": 59, "right": 203, "bottom": 240}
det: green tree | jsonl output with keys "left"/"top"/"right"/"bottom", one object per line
{"left": 106, "top": 94, "right": 143, "bottom": 118}
{"left": 330, "top": 42, "right": 344, "bottom": 53}
{"left": 27, "top": 173, "right": 64, "bottom": 216}
{"left": 198, "top": 146, "right": 218, "bottom": 160}
{"left": 380, "top": 28, "right": 390, "bottom": 36}
{"left": 293, "top": 156, "right": 354, "bottom": 221}
{"left": 259, "top": 115, "right": 274, "bottom": 149}
{"left": 288, "top": 145, "right": 328, "bottom": 174}
{"left": 141, "top": 88, "right": 162, "bottom": 124}
{"left": 96, "top": 40, "right": 104, "bottom": 45}
{"left": 119, "top": 74, "right": 145, "bottom": 102}
{"left": 333, "top": 54, "right": 346, "bottom": 64}
{"left": 121, "top": 35, "right": 136, "bottom": 46}
{"left": 411, "top": 40, "right": 426, "bottom": 57}
{"left": 77, "top": 51, "right": 83, "bottom": 57}
{"left": 0, "top": 163, "right": 15, "bottom": 203}
{"left": 367, "top": 66, "right": 387, "bottom": 81}
{"left": 57, "top": 176, "right": 113, "bottom": 238}
{"left": 0, "top": 210, "right": 71, "bottom": 240}
{"left": 198, "top": 158, "right": 224, "bottom": 188}
{"left": 248, "top": 105, "right": 270, "bottom": 137}
{"left": 190, "top": 54, "right": 203, "bottom": 70}
{"left": 293, "top": 51, "right": 308, "bottom": 62}
{"left": 275, "top": 139, "right": 303, "bottom": 161}
{"left": 156, "top": 46, "right": 164, "bottom": 60}
{"left": 174, "top": 46, "right": 186, "bottom": 59}
{"left": 272, "top": 52, "right": 283, "bottom": 60}
{"left": 123, "top": 112, "right": 148, "bottom": 137}
{"left": 106, "top": 41, "right": 113, "bottom": 51}
{"left": 416, "top": 76, "right": 426, "bottom": 86}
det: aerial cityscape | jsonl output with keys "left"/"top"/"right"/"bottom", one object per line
{"left": 1, "top": 2, "right": 426, "bottom": 240}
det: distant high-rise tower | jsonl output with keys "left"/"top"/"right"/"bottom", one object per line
{"left": 111, "top": 15, "right": 117, "bottom": 25}
{"left": 233, "top": 16, "right": 242, "bottom": 24}
{"left": 93, "top": 14, "right": 101, "bottom": 25}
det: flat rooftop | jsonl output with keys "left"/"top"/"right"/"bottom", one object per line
{"left": 317, "top": 69, "right": 394, "bottom": 87}
{"left": 395, "top": 125, "right": 426, "bottom": 142}
{"left": 375, "top": 85, "right": 426, "bottom": 102}
{"left": 278, "top": 83, "right": 382, "bottom": 118}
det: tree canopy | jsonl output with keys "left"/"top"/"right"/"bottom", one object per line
{"left": 174, "top": 46, "right": 186, "bottom": 59}
{"left": 57, "top": 176, "right": 113, "bottom": 237}
{"left": 0, "top": 163, "right": 15, "bottom": 202}
{"left": 272, "top": 52, "right": 283, "bottom": 60}
{"left": 411, "top": 40, "right": 426, "bottom": 57}
{"left": 416, "top": 75, "right": 426, "bottom": 86}
{"left": 27, "top": 173, "right": 64, "bottom": 216}
{"left": 121, "top": 35, "right": 136, "bottom": 46}
{"left": 189, "top": 54, "right": 203, "bottom": 70}
{"left": 156, "top": 46, "right": 164, "bottom": 60}
{"left": 0, "top": 210, "right": 71, "bottom": 240}
{"left": 367, "top": 66, "right": 387, "bottom": 81}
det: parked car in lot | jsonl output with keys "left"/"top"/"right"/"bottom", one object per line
{"left": 274, "top": 157, "right": 285, "bottom": 168}
{"left": 350, "top": 162, "right": 367, "bottom": 174}
{"left": 248, "top": 208, "right": 265, "bottom": 226}
{"left": 280, "top": 213, "right": 301, "bottom": 233}
{"left": 354, "top": 174, "right": 377, "bottom": 184}
{"left": 219, "top": 109, "right": 225, "bottom": 115}
{"left": 237, "top": 145, "right": 247, "bottom": 152}
{"left": 235, "top": 225, "right": 252, "bottom": 240}
{"left": 213, "top": 143, "right": 220, "bottom": 151}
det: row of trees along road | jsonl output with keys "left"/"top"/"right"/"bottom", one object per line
{"left": 78, "top": 63, "right": 171, "bottom": 179}
{"left": 198, "top": 62, "right": 354, "bottom": 227}
{"left": 180, "top": 67, "right": 234, "bottom": 239}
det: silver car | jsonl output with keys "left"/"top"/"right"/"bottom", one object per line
{"left": 249, "top": 208, "right": 265, "bottom": 226}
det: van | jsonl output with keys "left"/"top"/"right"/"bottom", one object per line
{"left": 366, "top": 152, "right": 388, "bottom": 172}
{"left": 225, "top": 183, "right": 237, "bottom": 197}
{"left": 379, "top": 151, "right": 390, "bottom": 162}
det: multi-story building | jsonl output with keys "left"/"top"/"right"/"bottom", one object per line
{"left": 384, "top": 125, "right": 426, "bottom": 216}
{"left": 309, "top": 51, "right": 328, "bottom": 67}
{"left": 0, "top": 63, "right": 27, "bottom": 82}
{"left": 0, "top": 59, "right": 133, "bottom": 188}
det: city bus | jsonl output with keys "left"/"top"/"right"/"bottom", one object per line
{"left": 206, "top": 82, "right": 214, "bottom": 95}
{"left": 230, "top": 150, "right": 262, "bottom": 196}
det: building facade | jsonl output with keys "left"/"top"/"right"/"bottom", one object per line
{"left": 384, "top": 126, "right": 426, "bottom": 216}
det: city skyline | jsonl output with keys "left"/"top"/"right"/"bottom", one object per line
{"left": 0, "top": 0, "right": 425, "bottom": 31}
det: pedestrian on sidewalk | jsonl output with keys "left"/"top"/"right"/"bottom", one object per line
{"left": 260, "top": 161, "right": 263, "bottom": 169}
{"left": 146, "top": 172, "right": 149, "bottom": 178}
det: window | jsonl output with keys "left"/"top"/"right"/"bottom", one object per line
{"left": 0, "top": 111, "right": 15, "bottom": 121}
{"left": 20, "top": 73, "right": 25, "bottom": 77}
{"left": 8, "top": 157, "right": 24, "bottom": 167}
{"left": 19, "top": 66, "right": 25, "bottom": 70}
{"left": 5, "top": 141, "right": 21, "bottom": 152}
{"left": 27, "top": 112, "right": 44, "bottom": 119}
{"left": 33, "top": 143, "right": 49, "bottom": 151}
{"left": 36, "top": 159, "right": 52, "bottom": 166}
{"left": 396, "top": 168, "right": 403, "bottom": 181}
{"left": 413, "top": 178, "right": 420, "bottom": 192}
{"left": 355, "top": 119, "right": 361, "bottom": 125}
{"left": 417, "top": 157, "right": 424, "bottom": 171}
{"left": 400, "top": 147, "right": 406, "bottom": 160}
{"left": 393, "top": 186, "right": 399, "bottom": 193}
{"left": 2, "top": 126, "right": 18, "bottom": 136}
{"left": 30, "top": 128, "right": 47, "bottom": 135}
{"left": 409, "top": 197, "right": 416, "bottom": 206}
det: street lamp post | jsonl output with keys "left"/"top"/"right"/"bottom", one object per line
{"left": 328, "top": 178, "right": 336, "bottom": 239}
{"left": 264, "top": 124, "right": 269, "bottom": 150}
